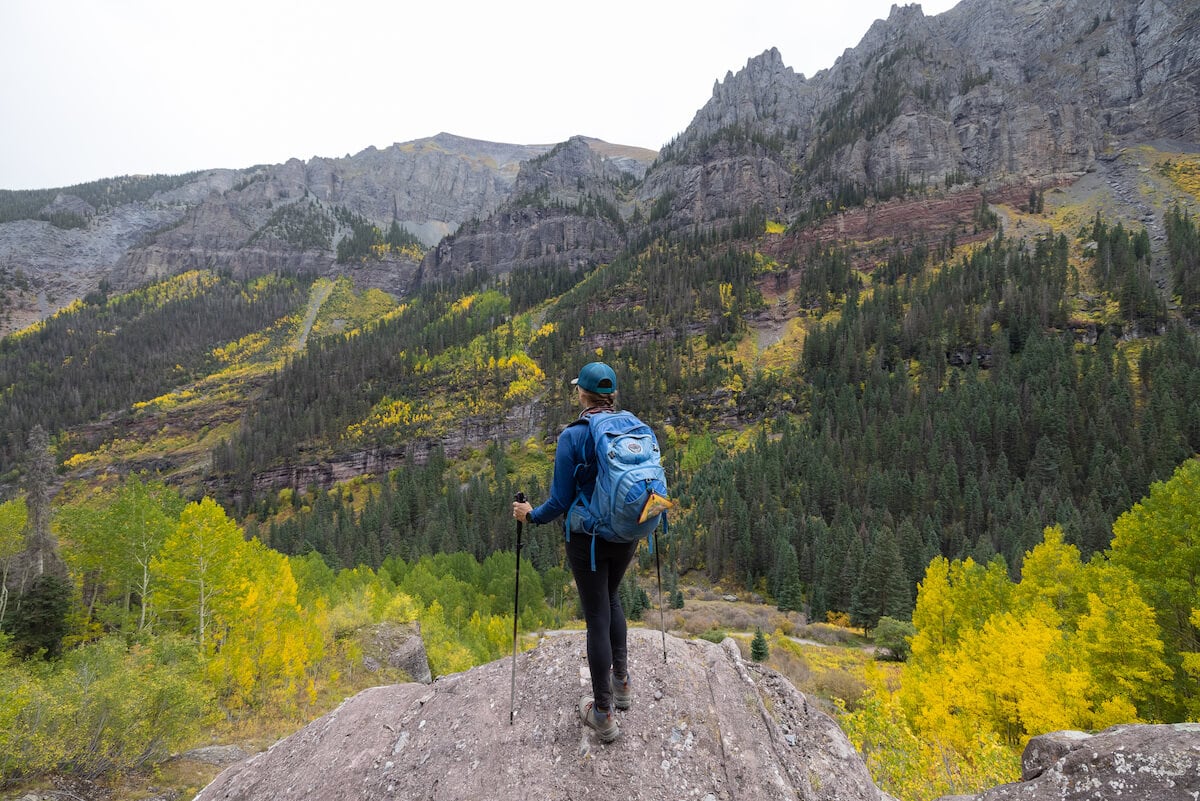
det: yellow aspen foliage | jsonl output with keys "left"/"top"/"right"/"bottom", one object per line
{"left": 842, "top": 663, "right": 1017, "bottom": 801}
{"left": 1074, "top": 568, "right": 1172, "bottom": 717}
{"left": 908, "top": 556, "right": 1010, "bottom": 665}
{"left": 530, "top": 322, "right": 557, "bottom": 341}
{"left": 719, "top": 282, "right": 735, "bottom": 314}
{"left": 381, "top": 590, "right": 420, "bottom": 623}
{"left": 205, "top": 539, "right": 320, "bottom": 713}
{"left": 483, "top": 613, "right": 514, "bottom": 657}
{"left": 152, "top": 498, "right": 247, "bottom": 653}
{"left": 1012, "top": 526, "right": 1087, "bottom": 624}
{"left": 904, "top": 525, "right": 1176, "bottom": 761}
{"left": 419, "top": 600, "right": 475, "bottom": 676}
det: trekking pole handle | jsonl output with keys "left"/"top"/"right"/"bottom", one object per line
{"left": 514, "top": 492, "right": 526, "bottom": 539}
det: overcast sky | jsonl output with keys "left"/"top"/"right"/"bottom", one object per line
{"left": 1, "top": 0, "right": 960, "bottom": 191}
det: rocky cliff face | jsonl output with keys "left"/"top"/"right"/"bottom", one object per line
{"left": 0, "top": 135, "right": 551, "bottom": 334}
{"left": 196, "top": 630, "right": 893, "bottom": 801}
{"left": 109, "top": 134, "right": 553, "bottom": 293}
{"left": 418, "top": 136, "right": 652, "bottom": 281}
{"left": 297, "top": 133, "right": 549, "bottom": 245}
{"left": 642, "top": 0, "right": 1200, "bottom": 227}
{"left": 3, "top": 0, "right": 1197, "bottom": 336}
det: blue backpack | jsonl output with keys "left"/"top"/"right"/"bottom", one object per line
{"left": 566, "top": 410, "right": 672, "bottom": 569}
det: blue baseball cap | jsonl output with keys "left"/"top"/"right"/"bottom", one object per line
{"left": 572, "top": 361, "right": 617, "bottom": 394}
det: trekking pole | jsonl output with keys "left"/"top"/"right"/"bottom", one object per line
{"left": 655, "top": 518, "right": 667, "bottom": 663}
{"left": 509, "top": 491, "right": 526, "bottom": 724}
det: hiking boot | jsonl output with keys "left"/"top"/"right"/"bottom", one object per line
{"left": 611, "top": 671, "right": 631, "bottom": 710}
{"left": 579, "top": 697, "right": 619, "bottom": 742}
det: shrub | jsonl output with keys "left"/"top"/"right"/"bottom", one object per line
{"left": 810, "top": 669, "right": 868, "bottom": 710}
{"left": 873, "top": 617, "right": 916, "bottom": 661}
{"left": 0, "top": 635, "right": 211, "bottom": 783}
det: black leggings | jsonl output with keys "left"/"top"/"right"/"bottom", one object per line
{"left": 566, "top": 533, "right": 638, "bottom": 712}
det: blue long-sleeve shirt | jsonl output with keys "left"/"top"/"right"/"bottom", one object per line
{"left": 529, "top": 418, "right": 597, "bottom": 526}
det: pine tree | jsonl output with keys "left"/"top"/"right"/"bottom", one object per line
{"left": 751, "top": 627, "right": 769, "bottom": 662}
{"left": 8, "top": 572, "right": 72, "bottom": 658}
{"left": 851, "top": 527, "right": 913, "bottom": 631}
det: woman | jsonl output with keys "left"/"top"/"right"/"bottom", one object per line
{"left": 511, "top": 361, "right": 634, "bottom": 743}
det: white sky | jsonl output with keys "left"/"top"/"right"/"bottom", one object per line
{"left": 0, "top": 0, "right": 960, "bottom": 191}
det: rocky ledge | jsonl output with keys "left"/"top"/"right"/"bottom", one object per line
{"left": 940, "top": 723, "right": 1200, "bottom": 801}
{"left": 196, "top": 629, "right": 891, "bottom": 801}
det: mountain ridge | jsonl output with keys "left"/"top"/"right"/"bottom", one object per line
{"left": 4, "top": 0, "right": 1198, "bottom": 336}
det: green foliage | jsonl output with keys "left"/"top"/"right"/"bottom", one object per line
{"left": 873, "top": 617, "right": 915, "bottom": 661}
{"left": 852, "top": 527, "right": 912, "bottom": 630}
{"left": 5, "top": 574, "right": 72, "bottom": 659}
{"left": 750, "top": 627, "right": 769, "bottom": 661}
{"left": 1166, "top": 204, "right": 1200, "bottom": 316}
{"left": 332, "top": 207, "right": 423, "bottom": 263}
{"left": 211, "top": 269, "right": 511, "bottom": 483}
{"left": 377, "top": 550, "right": 548, "bottom": 675}
{"left": 249, "top": 199, "right": 336, "bottom": 250}
{"left": 619, "top": 576, "right": 651, "bottom": 622}
{"left": 0, "top": 271, "right": 312, "bottom": 474}
{"left": 0, "top": 634, "right": 210, "bottom": 783}
{"left": 1088, "top": 213, "right": 1165, "bottom": 326}
{"left": 385, "top": 220, "right": 423, "bottom": 249}
{"left": 667, "top": 225, "right": 1200, "bottom": 619}
{"left": 1108, "top": 458, "right": 1200, "bottom": 716}
{"left": 264, "top": 444, "right": 566, "bottom": 575}
{"left": 57, "top": 474, "right": 185, "bottom": 633}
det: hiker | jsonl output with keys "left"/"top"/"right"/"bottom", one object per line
{"left": 511, "top": 361, "right": 636, "bottom": 743}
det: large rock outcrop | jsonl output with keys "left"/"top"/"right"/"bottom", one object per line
{"left": 939, "top": 724, "right": 1200, "bottom": 801}
{"left": 109, "top": 134, "right": 553, "bottom": 293}
{"left": 195, "top": 629, "right": 892, "bottom": 801}
{"left": 417, "top": 136, "right": 652, "bottom": 282}
{"left": 0, "top": 135, "right": 552, "bottom": 335}
{"left": 642, "top": 0, "right": 1200, "bottom": 228}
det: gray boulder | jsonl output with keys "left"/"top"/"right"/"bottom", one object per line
{"left": 939, "top": 723, "right": 1200, "bottom": 801}
{"left": 359, "top": 621, "right": 433, "bottom": 685}
{"left": 195, "top": 629, "right": 891, "bottom": 801}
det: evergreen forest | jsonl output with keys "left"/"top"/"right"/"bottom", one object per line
{"left": 0, "top": 176, "right": 1198, "bottom": 800}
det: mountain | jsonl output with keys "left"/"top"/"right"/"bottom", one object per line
{"left": 419, "top": 135, "right": 644, "bottom": 282}
{"left": 2, "top": 1, "right": 1200, "bottom": 796}
{"left": 1, "top": 0, "right": 1196, "bottom": 500}
{"left": 0, "top": 134, "right": 655, "bottom": 337}
{"left": 3, "top": 0, "right": 1197, "bottom": 339}
{"left": 643, "top": 0, "right": 1199, "bottom": 228}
